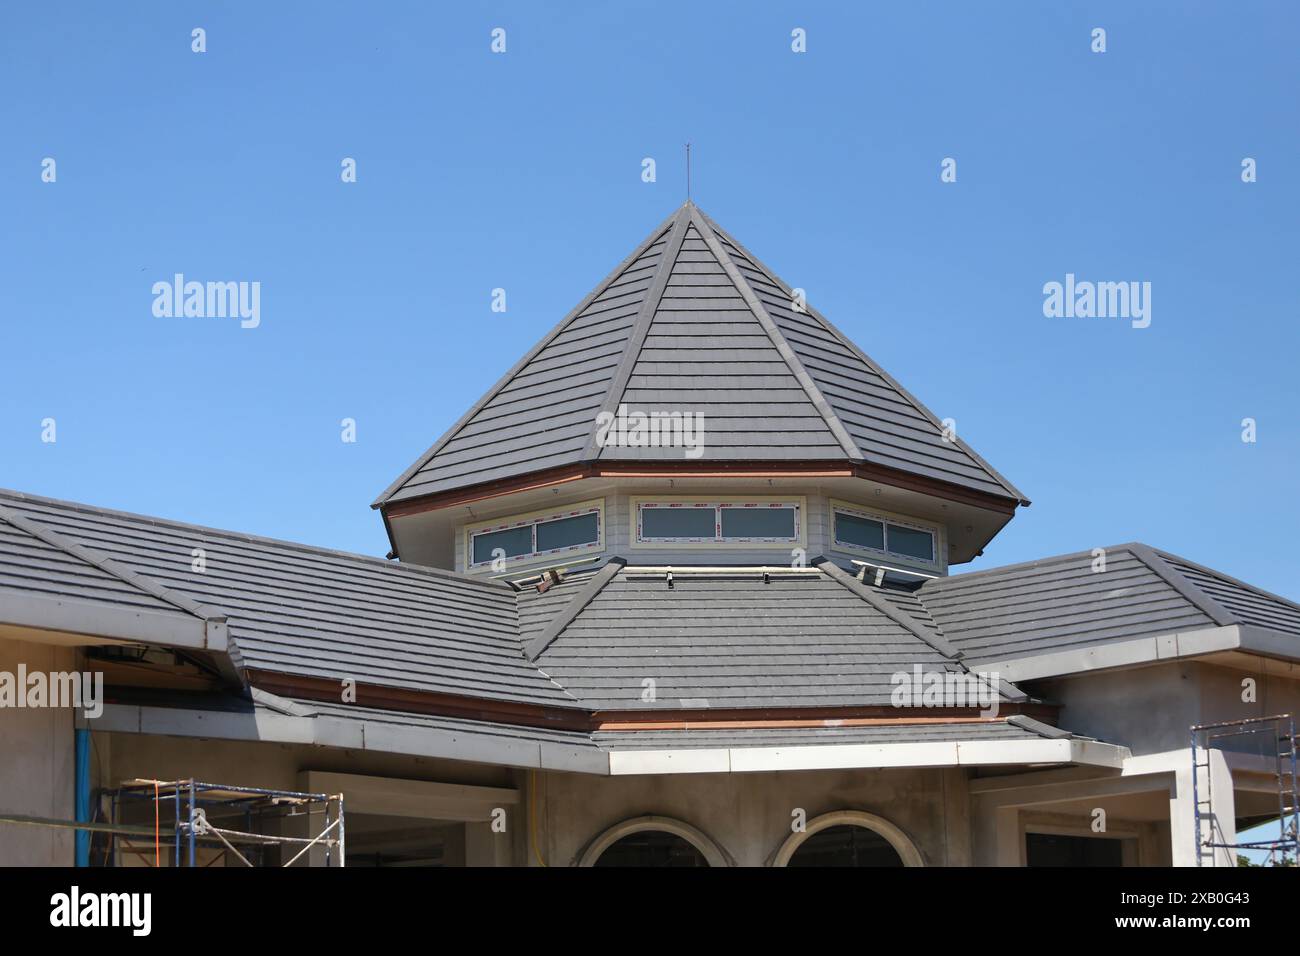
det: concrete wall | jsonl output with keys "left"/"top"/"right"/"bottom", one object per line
{"left": 1029, "top": 661, "right": 1300, "bottom": 757}
{"left": 0, "top": 637, "right": 76, "bottom": 865}
{"left": 534, "top": 765, "right": 970, "bottom": 867}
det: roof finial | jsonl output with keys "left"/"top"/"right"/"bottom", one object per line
{"left": 685, "top": 142, "right": 692, "bottom": 203}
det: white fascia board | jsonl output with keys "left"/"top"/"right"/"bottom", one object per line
{"left": 138, "top": 704, "right": 315, "bottom": 743}
{"left": 979, "top": 625, "right": 1242, "bottom": 682}
{"left": 607, "top": 738, "right": 1130, "bottom": 775}
{"left": 607, "top": 749, "right": 731, "bottom": 775}
{"left": 0, "top": 592, "right": 209, "bottom": 650}
{"left": 733, "top": 741, "right": 959, "bottom": 772}
{"left": 98, "top": 703, "right": 610, "bottom": 775}
{"left": 356, "top": 721, "right": 607, "bottom": 773}
{"left": 1237, "top": 625, "right": 1300, "bottom": 662}
{"left": 1069, "top": 739, "right": 1131, "bottom": 769}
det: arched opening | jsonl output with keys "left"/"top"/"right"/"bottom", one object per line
{"left": 786, "top": 825, "right": 904, "bottom": 867}
{"left": 594, "top": 830, "right": 709, "bottom": 867}
{"left": 772, "top": 810, "right": 924, "bottom": 867}
{"left": 577, "top": 815, "right": 732, "bottom": 867}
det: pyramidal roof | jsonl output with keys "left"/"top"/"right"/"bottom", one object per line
{"left": 376, "top": 202, "right": 1026, "bottom": 508}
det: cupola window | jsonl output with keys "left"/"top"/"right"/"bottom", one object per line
{"left": 467, "top": 500, "right": 603, "bottom": 569}
{"left": 832, "top": 503, "right": 937, "bottom": 565}
{"left": 635, "top": 499, "right": 803, "bottom": 546}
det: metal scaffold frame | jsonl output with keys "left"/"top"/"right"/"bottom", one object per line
{"left": 1191, "top": 714, "right": 1298, "bottom": 867}
{"left": 0, "top": 778, "right": 346, "bottom": 867}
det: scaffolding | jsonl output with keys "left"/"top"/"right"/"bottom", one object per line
{"left": 0, "top": 778, "right": 345, "bottom": 867}
{"left": 1191, "top": 714, "right": 1298, "bottom": 867}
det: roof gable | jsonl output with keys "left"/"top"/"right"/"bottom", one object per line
{"left": 376, "top": 203, "right": 1024, "bottom": 507}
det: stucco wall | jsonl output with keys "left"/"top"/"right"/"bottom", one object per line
{"left": 534, "top": 765, "right": 969, "bottom": 867}
{"left": 1028, "top": 660, "right": 1300, "bottom": 757}
{"left": 0, "top": 637, "right": 76, "bottom": 865}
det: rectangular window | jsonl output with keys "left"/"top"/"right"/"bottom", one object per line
{"left": 719, "top": 505, "right": 797, "bottom": 539}
{"left": 834, "top": 512, "right": 884, "bottom": 551}
{"left": 535, "top": 512, "right": 600, "bottom": 552}
{"left": 640, "top": 505, "right": 716, "bottom": 540}
{"left": 832, "top": 505, "right": 937, "bottom": 565}
{"left": 471, "top": 525, "right": 532, "bottom": 564}
{"left": 636, "top": 500, "right": 801, "bottom": 545}
{"left": 467, "top": 502, "right": 602, "bottom": 569}
{"left": 886, "top": 524, "right": 934, "bottom": 561}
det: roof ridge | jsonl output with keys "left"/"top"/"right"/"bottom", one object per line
{"left": 0, "top": 487, "right": 512, "bottom": 594}
{"left": 696, "top": 207, "right": 1028, "bottom": 505}
{"left": 524, "top": 557, "right": 626, "bottom": 660}
{"left": 813, "top": 557, "right": 1030, "bottom": 702}
{"left": 1161, "top": 549, "right": 1300, "bottom": 615}
{"left": 812, "top": 556, "right": 962, "bottom": 659}
{"left": 689, "top": 206, "right": 862, "bottom": 460}
{"left": 0, "top": 502, "right": 225, "bottom": 623}
{"left": 1134, "top": 543, "right": 1294, "bottom": 624}
{"left": 373, "top": 205, "right": 683, "bottom": 506}
{"left": 922, "top": 541, "right": 1150, "bottom": 587}
{"left": 582, "top": 205, "right": 693, "bottom": 461}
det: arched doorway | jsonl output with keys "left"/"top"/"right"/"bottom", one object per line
{"left": 578, "top": 815, "right": 732, "bottom": 867}
{"left": 772, "top": 810, "right": 924, "bottom": 867}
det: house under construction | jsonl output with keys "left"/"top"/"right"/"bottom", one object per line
{"left": 3, "top": 202, "right": 1298, "bottom": 867}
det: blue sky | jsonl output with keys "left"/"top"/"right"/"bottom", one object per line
{"left": 2, "top": 1, "right": 1297, "bottom": 598}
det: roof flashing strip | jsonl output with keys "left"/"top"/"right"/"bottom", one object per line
{"left": 524, "top": 557, "right": 627, "bottom": 661}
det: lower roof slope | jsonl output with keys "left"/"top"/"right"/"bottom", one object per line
{"left": 527, "top": 563, "right": 1009, "bottom": 711}
{"left": 3, "top": 487, "right": 1298, "bottom": 722}
{"left": 0, "top": 489, "right": 575, "bottom": 709}
{"left": 0, "top": 507, "right": 199, "bottom": 624}
{"left": 910, "top": 542, "right": 1300, "bottom": 669}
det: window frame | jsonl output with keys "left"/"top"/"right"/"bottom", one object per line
{"left": 829, "top": 500, "right": 942, "bottom": 569}
{"left": 465, "top": 498, "right": 604, "bottom": 571}
{"left": 632, "top": 496, "right": 805, "bottom": 549}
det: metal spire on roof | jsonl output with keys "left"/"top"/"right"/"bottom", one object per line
{"left": 685, "top": 142, "right": 691, "bottom": 201}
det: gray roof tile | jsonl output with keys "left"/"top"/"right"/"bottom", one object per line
{"left": 531, "top": 566, "right": 999, "bottom": 711}
{"left": 909, "top": 543, "right": 1300, "bottom": 667}
{"left": 0, "top": 490, "right": 577, "bottom": 708}
{"left": 376, "top": 203, "right": 1024, "bottom": 506}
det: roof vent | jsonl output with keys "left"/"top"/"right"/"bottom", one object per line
{"left": 534, "top": 568, "right": 565, "bottom": 594}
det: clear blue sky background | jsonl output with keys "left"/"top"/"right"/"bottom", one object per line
{"left": 2, "top": 2, "right": 1296, "bottom": 599}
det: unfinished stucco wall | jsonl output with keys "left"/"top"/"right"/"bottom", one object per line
{"left": 1029, "top": 662, "right": 1202, "bottom": 756}
{"left": 0, "top": 637, "right": 76, "bottom": 865}
{"left": 534, "top": 765, "right": 970, "bottom": 867}
{"left": 1028, "top": 660, "right": 1300, "bottom": 756}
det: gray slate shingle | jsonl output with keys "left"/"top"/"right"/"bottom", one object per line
{"left": 376, "top": 203, "right": 1025, "bottom": 506}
